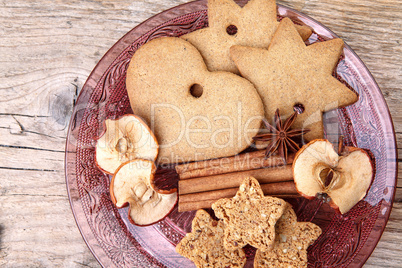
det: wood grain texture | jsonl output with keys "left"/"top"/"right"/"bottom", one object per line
{"left": 0, "top": 0, "right": 400, "bottom": 267}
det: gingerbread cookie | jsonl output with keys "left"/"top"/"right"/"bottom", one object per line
{"left": 230, "top": 17, "right": 358, "bottom": 141}
{"left": 212, "top": 177, "right": 286, "bottom": 251}
{"left": 176, "top": 209, "right": 246, "bottom": 268}
{"left": 126, "top": 37, "right": 264, "bottom": 164}
{"left": 181, "top": 0, "right": 312, "bottom": 74}
{"left": 254, "top": 202, "right": 322, "bottom": 268}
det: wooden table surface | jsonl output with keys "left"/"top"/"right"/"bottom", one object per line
{"left": 0, "top": 0, "right": 400, "bottom": 267}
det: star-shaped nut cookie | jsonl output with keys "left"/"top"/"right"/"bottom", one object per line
{"left": 254, "top": 203, "right": 322, "bottom": 268}
{"left": 212, "top": 177, "right": 286, "bottom": 252}
{"left": 176, "top": 209, "right": 246, "bottom": 268}
{"left": 230, "top": 17, "right": 359, "bottom": 141}
{"left": 181, "top": 0, "right": 312, "bottom": 74}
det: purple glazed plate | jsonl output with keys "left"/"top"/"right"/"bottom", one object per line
{"left": 65, "top": 0, "right": 398, "bottom": 267}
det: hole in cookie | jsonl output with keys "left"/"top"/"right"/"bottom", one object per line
{"left": 293, "top": 103, "right": 305, "bottom": 114}
{"left": 190, "top": 84, "right": 203, "bottom": 98}
{"left": 226, "top": 25, "right": 238, "bottom": 35}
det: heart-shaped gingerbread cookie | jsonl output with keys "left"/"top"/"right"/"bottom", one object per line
{"left": 126, "top": 37, "right": 264, "bottom": 164}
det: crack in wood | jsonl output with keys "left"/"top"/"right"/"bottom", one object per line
{"left": 0, "top": 144, "right": 64, "bottom": 153}
{"left": 71, "top": 80, "right": 79, "bottom": 107}
{"left": 0, "top": 166, "right": 57, "bottom": 172}
{"left": 1, "top": 125, "right": 64, "bottom": 139}
{"left": 6, "top": 193, "right": 66, "bottom": 197}
{"left": 0, "top": 113, "right": 49, "bottom": 118}
{"left": 8, "top": 115, "right": 64, "bottom": 139}
{"left": 11, "top": 115, "right": 24, "bottom": 134}
{"left": 23, "top": 130, "right": 65, "bottom": 139}
{"left": 73, "top": 261, "right": 92, "bottom": 267}
{"left": 0, "top": 224, "right": 4, "bottom": 253}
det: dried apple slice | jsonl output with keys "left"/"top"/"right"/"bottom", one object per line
{"left": 110, "top": 159, "right": 177, "bottom": 226}
{"left": 95, "top": 114, "right": 158, "bottom": 174}
{"left": 293, "top": 139, "right": 373, "bottom": 214}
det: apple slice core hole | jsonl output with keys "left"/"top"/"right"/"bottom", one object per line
{"left": 190, "top": 83, "right": 203, "bottom": 98}
{"left": 116, "top": 137, "right": 129, "bottom": 153}
{"left": 320, "top": 167, "right": 335, "bottom": 188}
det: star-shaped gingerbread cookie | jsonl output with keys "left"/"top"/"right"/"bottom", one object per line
{"left": 230, "top": 17, "right": 359, "bottom": 141}
{"left": 181, "top": 0, "right": 312, "bottom": 74}
{"left": 254, "top": 202, "right": 322, "bottom": 268}
{"left": 212, "top": 177, "right": 286, "bottom": 252}
{"left": 176, "top": 209, "right": 246, "bottom": 268}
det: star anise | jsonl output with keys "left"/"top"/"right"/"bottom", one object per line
{"left": 253, "top": 109, "right": 310, "bottom": 162}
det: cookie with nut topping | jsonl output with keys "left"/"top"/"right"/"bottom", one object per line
{"left": 254, "top": 202, "right": 322, "bottom": 268}
{"left": 176, "top": 209, "right": 246, "bottom": 268}
{"left": 212, "top": 177, "right": 286, "bottom": 252}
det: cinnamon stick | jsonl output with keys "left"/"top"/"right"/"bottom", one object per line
{"left": 178, "top": 195, "right": 301, "bottom": 212}
{"left": 260, "top": 181, "right": 298, "bottom": 196}
{"left": 178, "top": 181, "right": 299, "bottom": 212}
{"left": 178, "top": 200, "right": 216, "bottom": 213}
{"left": 179, "top": 187, "right": 238, "bottom": 203}
{"left": 175, "top": 150, "right": 266, "bottom": 174}
{"left": 338, "top": 135, "right": 344, "bottom": 154}
{"left": 178, "top": 154, "right": 294, "bottom": 180}
{"left": 180, "top": 181, "right": 298, "bottom": 202}
{"left": 178, "top": 165, "right": 293, "bottom": 195}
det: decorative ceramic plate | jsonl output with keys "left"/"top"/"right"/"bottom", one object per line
{"left": 65, "top": 0, "right": 398, "bottom": 267}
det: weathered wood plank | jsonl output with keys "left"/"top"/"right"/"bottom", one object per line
{"left": 0, "top": 115, "right": 66, "bottom": 152}
{"left": 365, "top": 202, "right": 402, "bottom": 268}
{"left": 0, "top": 169, "right": 100, "bottom": 267}
{"left": 0, "top": 146, "right": 63, "bottom": 171}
